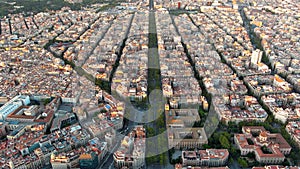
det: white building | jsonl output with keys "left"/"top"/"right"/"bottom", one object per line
{"left": 251, "top": 49, "right": 263, "bottom": 65}
{"left": 0, "top": 95, "right": 30, "bottom": 120}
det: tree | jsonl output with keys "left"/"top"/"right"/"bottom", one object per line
{"left": 159, "top": 128, "right": 165, "bottom": 134}
{"left": 246, "top": 152, "right": 255, "bottom": 159}
{"left": 171, "top": 156, "right": 182, "bottom": 164}
{"left": 222, "top": 131, "right": 231, "bottom": 139}
{"left": 229, "top": 157, "right": 234, "bottom": 165}
{"left": 238, "top": 158, "right": 248, "bottom": 168}
{"left": 157, "top": 115, "right": 165, "bottom": 128}
{"left": 228, "top": 121, "right": 239, "bottom": 133}
{"left": 146, "top": 127, "right": 155, "bottom": 138}
{"left": 146, "top": 153, "right": 158, "bottom": 164}
{"left": 100, "top": 109, "right": 107, "bottom": 113}
{"left": 219, "top": 135, "right": 230, "bottom": 149}
{"left": 160, "top": 154, "right": 164, "bottom": 165}
{"left": 229, "top": 146, "right": 239, "bottom": 158}
{"left": 203, "top": 144, "right": 211, "bottom": 149}
{"left": 261, "top": 145, "right": 272, "bottom": 154}
{"left": 159, "top": 153, "right": 167, "bottom": 165}
{"left": 42, "top": 98, "right": 51, "bottom": 105}
{"left": 209, "top": 132, "right": 221, "bottom": 147}
{"left": 199, "top": 108, "right": 207, "bottom": 117}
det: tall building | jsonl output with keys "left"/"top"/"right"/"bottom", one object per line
{"left": 251, "top": 49, "right": 263, "bottom": 65}
{"left": 105, "top": 130, "right": 116, "bottom": 149}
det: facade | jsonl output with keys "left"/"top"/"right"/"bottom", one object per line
{"left": 165, "top": 109, "right": 207, "bottom": 149}
{"left": 235, "top": 126, "right": 291, "bottom": 164}
{"left": 251, "top": 49, "right": 263, "bottom": 65}
{"left": 50, "top": 153, "right": 75, "bottom": 169}
{"left": 114, "top": 125, "right": 146, "bottom": 169}
{"left": 105, "top": 130, "right": 116, "bottom": 149}
{"left": 79, "top": 152, "right": 99, "bottom": 169}
{"left": 182, "top": 149, "right": 229, "bottom": 167}
{"left": 0, "top": 95, "right": 30, "bottom": 120}
{"left": 50, "top": 113, "right": 77, "bottom": 133}
{"left": 253, "top": 166, "right": 300, "bottom": 169}
{"left": 175, "top": 164, "right": 230, "bottom": 169}
{"left": 213, "top": 95, "right": 268, "bottom": 124}
{"left": 0, "top": 122, "right": 7, "bottom": 138}
{"left": 261, "top": 93, "right": 300, "bottom": 123}
{"left": 285, "top": 121, "right": 300, "bottom": 148}
{"left": 88, "top": 137, "right": 108, "bottom": 163}
{"left": 168, "top": 128, "right": 208, "bottom": 149}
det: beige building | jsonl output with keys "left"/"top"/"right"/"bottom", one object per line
{"left": 235, "top": 126, "right": 291, "bottom": 164}
{"left": 182, "top": 149, "right": 229, "bottom": 167}
{"left": 168, "top": 128, "right": 208, "bottom": 149}
{"left": 165, "top": 109, "right": 207, "bottom": 149}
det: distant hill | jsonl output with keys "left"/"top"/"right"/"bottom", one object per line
{"left": 0, "top": 0, "right": 123, "bottom": 17}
